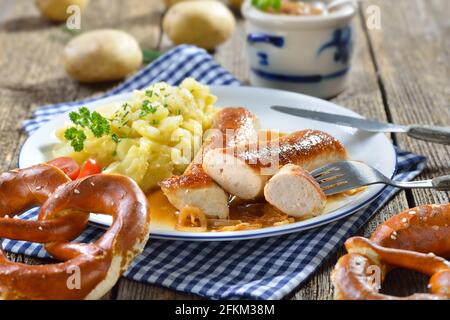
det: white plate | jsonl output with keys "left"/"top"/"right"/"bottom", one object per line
{"left": 19, "top": 86, "right": 396, "bottom": 241}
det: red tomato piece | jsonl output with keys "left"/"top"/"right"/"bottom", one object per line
{"left": 47, "top": 157, "right": 80, "bottom": 180}
{"left": 77, "top": 158, "right": 102, "bottom": 179}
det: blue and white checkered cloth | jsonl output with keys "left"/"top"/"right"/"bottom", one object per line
{"left": 10, "top": 45, "right": 426, "bottom": 299}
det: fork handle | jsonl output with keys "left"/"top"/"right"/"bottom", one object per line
{"left": 390, "top": 175, "right": 450, "bottom": 190}
{"left": 407, "top": 125, "right": 450, "bottom": 145}
{"left": 432, "top": 175, "right": 450, "bottom": 191}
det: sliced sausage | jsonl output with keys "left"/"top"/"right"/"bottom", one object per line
{"left": 264, "top": 164, "right": 326, "bottom": 218}
{"left": 159, "top": 107, "right": 259, "bottom": 218}
{"left": 202, "top": 129, "right": 347, "bottom": 199}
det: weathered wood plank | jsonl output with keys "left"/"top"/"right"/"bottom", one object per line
{"left": 215, "top": 19, "right": 250, "bottom": 84}
{"left": 0, "top": 0, "right": 14, "bottom": 23}
{"left": 116, "top": 279, "right": 202, "bottom": 300}
{"left": 361, "top": 0, "right": 450, "bottom": 206}
{"left": 0, "top": 0, "right": 163, "bottom": 100}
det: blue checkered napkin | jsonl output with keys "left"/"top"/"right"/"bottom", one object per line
{"left": 9, "top": 45, "right": 426, "bottom": 299}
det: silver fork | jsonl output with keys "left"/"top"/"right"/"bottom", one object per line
{"left": 310, "top": 160, "right": 450, "bottom": 196}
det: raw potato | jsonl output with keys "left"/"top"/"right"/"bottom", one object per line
{"left": 34, "top": 0, "right": 89, "bottom": 22}
{"left": 63, "top": 29, "right": 143, "bottom": 83}
{"left": 163, "top": 1, "right": 236, "bottom": 50}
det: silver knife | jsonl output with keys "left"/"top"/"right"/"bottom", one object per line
{"left": 271, "top": 105, "right": 450, "bottom": 145}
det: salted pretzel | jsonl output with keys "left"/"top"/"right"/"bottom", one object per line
{"left": 0, "top": 168, "right": 151, "bottom": 299}
{"left": 332, "top": 204, "right": 450, "bottom": 300}
{"left": 0, "top": 164, "right": 87, "bottom": 242}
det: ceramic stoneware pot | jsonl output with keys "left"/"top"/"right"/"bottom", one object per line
{"left": 242, "top": 1, "right": 356, "bottom": 98}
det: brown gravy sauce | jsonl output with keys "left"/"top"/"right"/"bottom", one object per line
{"left": 147, "top": 190, "right": 178, "bottom": 227}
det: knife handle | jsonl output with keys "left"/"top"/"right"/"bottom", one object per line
{"left": 407, "top": 125, "right": 450, "bottom": 145}
{"left": 432, "top": 175, "right": 450, "bottom": 191}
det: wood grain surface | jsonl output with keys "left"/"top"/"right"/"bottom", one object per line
{"left": 0, "top": 0, "right": 448, "bottom": 300}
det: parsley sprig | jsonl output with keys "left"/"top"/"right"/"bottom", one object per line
{"left": 64, "top": 107, "right": 112, "bottom": 152}
{"left": 69, "top": 107, "right": 110, "bottom": 137}
{"left": 64, "top": 127, "right": 86, "bottom": 152}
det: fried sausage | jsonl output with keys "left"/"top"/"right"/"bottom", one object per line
{"left": 159, "top": 107, "right": 259, "bottom": 218}
{"left": 202, "top": 129, "right": 347, "bottom": 199}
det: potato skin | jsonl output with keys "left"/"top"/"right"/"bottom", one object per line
{"left": 63, "top": 29, "right": 143, "bottom": 83}
{"left": 163, "top": 1, "right": 236, "bottom": 50}
{"left": 34, "top": 0, "right": 89, "bottom": 22}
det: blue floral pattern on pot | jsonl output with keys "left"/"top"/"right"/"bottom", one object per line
{"left": 317, "top": 26, "right": 353, "bottom": 64}
{"left": 256, "top": 51, "right": 269, "bottom": 66}
{"left": 247, "top": 33, "right": 285, "bottom": 48}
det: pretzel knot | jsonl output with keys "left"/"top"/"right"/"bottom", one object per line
{"left": 332, "top": 204, "right": 450, "bottom": 300}
{"left": 0, "top": 165, "right": 151, "bottom": 300}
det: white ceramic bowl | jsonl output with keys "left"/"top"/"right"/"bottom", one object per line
{"left": 242, "top": 1, "right": 356, "bottom": 98}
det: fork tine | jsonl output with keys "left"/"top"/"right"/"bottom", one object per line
{"left": 322, "top": 183, "right": 354, "bottom": 196}
{"left": 318, "top": 177, "right": 349, "bottom": 189}
{"left": 313, "top": 160, "right": 385, "bottom": 195}
{"left": 310, "top": 164, "right": 341, "bottom": 178}
{"left": 315, "top": 172, "right": 345, "bottom": 183}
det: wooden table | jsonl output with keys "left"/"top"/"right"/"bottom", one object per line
{"left": 0, "top": 0, "right": 448, "bottom": 300}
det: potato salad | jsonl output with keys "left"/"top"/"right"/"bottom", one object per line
{"left": 53, "top": 78, "right": 218, "bottom": 192}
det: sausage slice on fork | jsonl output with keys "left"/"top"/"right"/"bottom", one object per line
{"left": 264, "top": 164, "right": 327, "bottom": 218}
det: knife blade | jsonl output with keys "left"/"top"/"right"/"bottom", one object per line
{"left": 271, "top": 105, "right": 450, "bottom": 145}
{"left": 271, "top": 106, "right": 407, "bottom": 132}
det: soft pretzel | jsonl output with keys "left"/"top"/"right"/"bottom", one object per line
{"left": 0, "top": 172, "right": 151, "bottom": 300}
{"left": 332, "top": 204, "right": 450, "bottom": 300}
{"left": 0, "top": 164, "right": 87, "bottom": 242}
